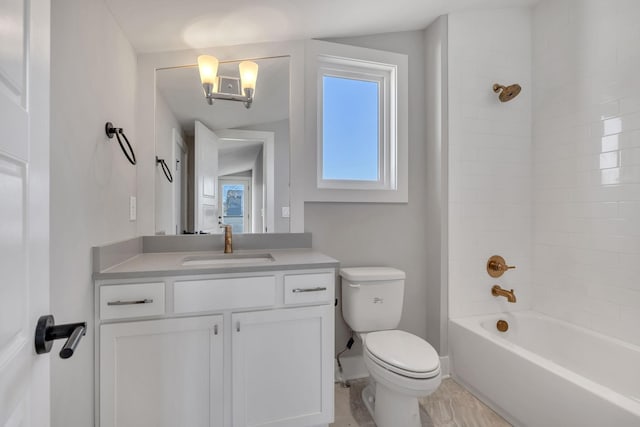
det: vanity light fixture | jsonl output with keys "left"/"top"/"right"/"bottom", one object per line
{"left": 197, "top": 55, "right": 258, "bottom": 108}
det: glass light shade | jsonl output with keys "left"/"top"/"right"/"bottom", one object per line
{"left": 198, "top": 55, "right": 219, "bottom": 86}
{"left": 239, "top": 61, "right": 259, "bottom": 92}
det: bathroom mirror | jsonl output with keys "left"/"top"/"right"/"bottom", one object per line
{"left": 154, "top": 56, "right": 290, "bottom": 235}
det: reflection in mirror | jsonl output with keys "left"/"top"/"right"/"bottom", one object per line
{"left": 154, "top": 56, "right": 290, "bottom": 235}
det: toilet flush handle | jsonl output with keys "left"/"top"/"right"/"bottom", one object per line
{"left": 349, "top": 283, "right": 361, "bottom": 288}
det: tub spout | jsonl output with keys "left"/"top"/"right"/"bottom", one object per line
{"left": 492, "top": 285, "right": 516, "bottom": 303}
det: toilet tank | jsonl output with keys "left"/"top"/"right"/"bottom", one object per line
{"left": 340, "top": 267, "right": 406, "bottom": 332}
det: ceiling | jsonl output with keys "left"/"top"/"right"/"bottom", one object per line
{"left": 218, "top": 141, "right": 263, "bottom": 177}
{"left": 105, "top": 0, "right": 537, "bottom": 53}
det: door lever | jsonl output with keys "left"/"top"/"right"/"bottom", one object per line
{"left": 35, "top": 315, "right": 87, "bottom": 359}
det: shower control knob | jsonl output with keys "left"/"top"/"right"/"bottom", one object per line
{"left": 486, "top": 255, "right": 516, "bottom": 278}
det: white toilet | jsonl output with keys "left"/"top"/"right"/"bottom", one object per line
{"left": 340, "top": 267, "right": 441, "bottom": 427}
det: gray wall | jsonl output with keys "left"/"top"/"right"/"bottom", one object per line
{"left": 50, "top": 0, "right": 138, "bottom": 425}
{"left": 155, "top": 92, "right": 185, "bottom": 234}
{"left": 424, "top": 16, "right": 449, "bottom": 356}
{"left": 304, "top": 30, "right": 436, "bottom": 356}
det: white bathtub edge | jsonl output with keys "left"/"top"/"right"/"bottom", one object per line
{"left": 449, "top": 313, "right": 640, "bottom": 426}
{"left": 451, "top": 372, "right": 523, "bottom": 427}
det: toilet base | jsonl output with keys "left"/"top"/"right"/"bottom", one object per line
{"left": 361, "top": 380, "right": 376, "bottom": 419}
{"left": 361, "top": 380, "right": 422, "bottom": 427}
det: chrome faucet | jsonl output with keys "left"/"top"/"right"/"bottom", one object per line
{"left": 491, "top": 285, "right": 516, "bottom": 303}
{"left": 220, "top": 224, "right": 233, "bottom": 253}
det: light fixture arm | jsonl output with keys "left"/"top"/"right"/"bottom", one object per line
{"left": 201, "top": 83, "right": 254, "bottom": 109}
{"left": 243, "top": 88, "right": 254, "bottom": 109}
{"left": 202, "top": 82, "right": 215, "bottom": 105}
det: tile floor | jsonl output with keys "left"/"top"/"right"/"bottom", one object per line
{"left": 331, "top": 377, "right": 511, "bottom": 427}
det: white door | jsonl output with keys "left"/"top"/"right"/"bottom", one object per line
{"left": 100, "top": 315, "right": 224, "bottom": 427}
{"left": 0, "top": 0, "right": 51, "bottom": 426}
{"left": 194, "top": 121, "right": 219, "bottom": 234}
{"left": 232, "top": 306, "right": 334, "bottom": 427}
{"left": 218, "top": 176, "right": 252, "bottom": 233}
{"left": 172, "top": 129, "right": 187, "bottom": 234}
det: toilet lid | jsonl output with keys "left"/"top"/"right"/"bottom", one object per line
{"left": 365, "top": 330, "right": 440, "bottom": 378}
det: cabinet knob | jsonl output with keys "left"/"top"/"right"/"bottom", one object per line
{"left": 236, "top": 322, "right": 240, "bottom": 332}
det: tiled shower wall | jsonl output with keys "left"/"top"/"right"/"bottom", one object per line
{"left": 448, "top": 8, "right": 532, "bottom": 318}
{"left": 532, "top": 0, "right": 640, "bottom": 346}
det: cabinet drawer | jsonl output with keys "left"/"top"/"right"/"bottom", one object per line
{"left": 284, "top": 272, "right": 334, "bottom": 305}
{"left": 174, "top": 276, "right": 276, "bottom": 313}
{"left": 100, "top": 282, "right": 165, "bottom": 320}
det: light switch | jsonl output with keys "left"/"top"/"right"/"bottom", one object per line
{"left": 130, "top": 196, "right": 137, "bottom": 221}
{"left": 281, "top": 206, "right": 290, "bottom": 218}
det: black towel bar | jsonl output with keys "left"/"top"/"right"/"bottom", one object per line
{"left": 105, "top": 122, "right": 137, "bottom": 165}
{"left": 156, "top": 156, "right": 173, "bottom": 183}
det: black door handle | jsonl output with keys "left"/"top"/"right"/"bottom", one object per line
{"left": 35, "top": 315, "right": 87, "bottom": 359}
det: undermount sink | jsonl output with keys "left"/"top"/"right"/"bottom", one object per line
{"left": 181, "top": 253, "right": 275, "bottom": 266}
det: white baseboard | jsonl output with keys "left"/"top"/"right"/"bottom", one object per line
{"left": 334, "top": 355, "right": 369, "bottom": 382}
{"left": 439, "top": 355, "right": 450, "bottom": 378}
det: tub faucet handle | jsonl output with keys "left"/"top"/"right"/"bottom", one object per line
{"left": 487, "top": 255, "right": 516, "bottom": 278}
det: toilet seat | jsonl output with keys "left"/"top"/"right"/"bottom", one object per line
{"left": 364, "top": 330, "right": 440, "bottom": 379}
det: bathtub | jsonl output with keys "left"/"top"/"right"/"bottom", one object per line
{"left": 449, "top": 311, "right": 640, "bottom": 426}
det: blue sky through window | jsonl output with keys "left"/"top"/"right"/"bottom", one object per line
{"left": 322, "top": 76, "right": 379, "bottom": 181}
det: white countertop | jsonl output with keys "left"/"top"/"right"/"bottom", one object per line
{"left": 94, "top": 248, "right": 340, "bottom": 280}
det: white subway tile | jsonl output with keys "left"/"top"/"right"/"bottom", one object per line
{"left": 620, "top": 147, "right": 640, "bottom": 166}
{"left": 599, "top": 152, "right": 620, "bottom": 169}
{"left": 620, "top": 131, "right": 640, "bottom": 151}
{"left": 531, "top": 0, "right": 640, "bottom": 338}
{"left": 620, "top": 164, "right": 640, "bottom": 183}
{"left": 588, "top": 284, "right": 640, "bottom": 308}
{"left": 601, "top": 134, "right": 621, "bottom": 153}
{"left": 620, "top": 97, "right": 640, "bottom": 115}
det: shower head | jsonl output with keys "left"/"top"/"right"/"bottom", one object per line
{"left": 493, "top": 83, "right": 521, "bottom": 102}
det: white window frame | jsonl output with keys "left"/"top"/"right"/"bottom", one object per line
{"left": 302, "top": 40, "right": 408, "bottom": 203}
{"left": 317, "top": 57, "right": 397, "bottom": 191}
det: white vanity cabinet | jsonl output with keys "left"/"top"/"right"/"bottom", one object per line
{"left": 100, "top": 315, "right": 224, "bottom": 427}
{"left": 95, "top": 268, "right": 335, "bottom": 427}
{"left": 232, "top": 305, "right": 333, "bottom": 427}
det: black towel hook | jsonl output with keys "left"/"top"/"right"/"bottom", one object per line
{"left": 105, "top": 122, "right": 137, "bottom": 165}
{"left": 156, "top": 156, "right": 174, "bottom": 183}
{"left": 35, "top": 315, "right": 87, "bottom": 359}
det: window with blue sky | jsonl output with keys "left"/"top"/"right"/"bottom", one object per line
{"left": 322, "top": 76, "right": 380, "bottom": 181}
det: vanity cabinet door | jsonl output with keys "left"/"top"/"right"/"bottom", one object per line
{"left": 231, "top": 305, "right": 334, "bottom": 427}
{"left": 100, "top": 315, "right": 224, "bottom": 427}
